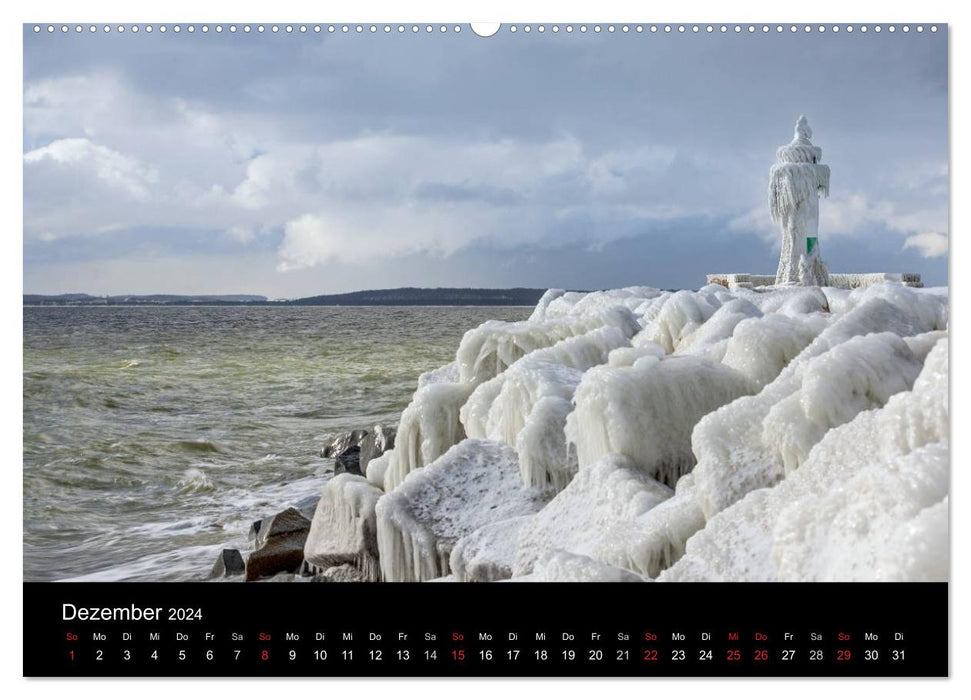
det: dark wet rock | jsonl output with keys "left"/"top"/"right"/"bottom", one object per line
{"left": 210, "top": 549, "right": 245, "bottom": 578}
{"left": 322, "top": 430, "right": 368, "bottom": 458}
{"left": 321, "top": 425, "right": 397, "bottom": 472}
{"left": 359, "top": 425, "right": 396, "bottom": 472}
{"left": 245, "top": 528, "right": 310, "bottom": 581}
{"left": 248, "top": 507, "right": 312, "bottom": 548}
{"left": 334, "top": 445, "right": 362, "bottom": 476}
{"left": 294, "top": 494, "right": 321, "bottom": 521}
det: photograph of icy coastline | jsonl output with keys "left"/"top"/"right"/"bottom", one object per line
{"left": 23, "top": 26, "right": 947, "bottom": 583}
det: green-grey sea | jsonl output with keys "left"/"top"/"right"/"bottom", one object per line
{"left": 23, "top": 305, "right": 531, "bottom": 581}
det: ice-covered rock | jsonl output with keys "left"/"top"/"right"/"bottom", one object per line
{"left": 450, "top": 516, "right": 532, "bottom": 582}
{"left": 528, "top": 288, "right": 567, "bottom": 322}
{"left": 518, "top": 550, "right": 649, "bottom": 582}
{"left": 773, "top": 442, "right": 948, "bottom": 581}
{"left": 721, "top": 313, "right": 825, "bottom": 389}
{"left": 800, "top": 294, "right": 941, "bottom": 359}
{"left": 662, "top": 338, "right": 948, "bottom": 582}
{"left": 633, "top": 292, "right": 672, "bottom": 327}
{"left": 634, "top": 290, "right": 720, "bottom": 353}
{"left": 313, "top": 563, "right": 368, "bottom": 582}
{"left": 418, "top": 361, "right": 460, "bottom": 388}
{"left": 693, "top": 331, "right": 928, "bottom": 518}
{"left": 513, "top": 455, "right": 672, "bottom": 576}
{"left": 606, "top": 344, "right": 666, "bottom": 367}
{"left": 735, "top": 286, "right": 829, "bottom": 316}
{"left": 365, "top": 452, "right": 390, "bottom": 489}
{"left": 690, "top": 285, "right": 946, "bottom": 520}
{"left": 462, "top": 326, "right": 629, "bottom": 443}
{"left": 594, "top": 472, "right": 706, "bottom": 578}
{"left": 462, "top": 325, "right": 630, "bottom": 492}
{"left": 763, "top": 332, "right": 924, "bottom": 475}
{"left": 304, "top": 474, "right": 383, "bottom": 581}
{"left": 383, "top": 382, "right": 471, "bottom": 491}
{"left": 376, "top": 439, "right": 549, "bottom": 581}
{"left": 515, "top": 396, "right": 576, "bottom": 493}
{"left": 567, "top": 354, "right": 753, "bottom": 487}
{"left": 541, "top": 287, "right": 664, "bottom": 322}
{"left": 841, "top": 282, "right": 947, "bottom": 332}
{"left": 675, "top": 298, "right": 762, "bottom": 357}
{"left": 903, "top": 330, "right": 949, "bottom": 360}
{"left": 362, "top": 281, "right": 947, "bottom": 584}
{"left": 456, "top": 307, "right": 639, "bottom": 387}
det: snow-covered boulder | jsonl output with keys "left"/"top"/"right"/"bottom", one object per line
{"left": 762, "top": 332, "right": 924, "bottom": 475}
{"left": 634, "top": 290, "right": 720, "bottom": 353}
{"left": 661, "top": 338, "right": 948, "bottom": 582}
{"left": 841, "top": 282, "right": 947, "bottom": 332}
{"left": 516, "top": 550, "right": 649, "bottom": 582}
{"left": 594, "top": 472, "right": 707, "bottom": 578}
{"left": 734, "top": 286, "right": 829, "bottom": 316}
{"left": 456, "top": 307, "right": 639, "bottom": 387}
{"left": 376, "top": 439, "right": 549, "bottom": 582}
{"left": 362, "top": 282, "right": 947, "bottom": 584}
{"left": 450, "top": 516, "right": 532, "bottom": 582}
{"left": 721, "top": 313, "right": 825, "bottom": 389}
{"left": 527, "top": 288, "right": 567, "bottom": 322}
{"left": 513, "top": 455, "right": 672, "bottom": 576}
{"left": 418, "top": 361, "right": 460, "bottom": 388}
{"left": 541, "top": 287, "right": 664, "bottom": 323}
{"left": 692, "top": 304, "right": 943, "bottom": 519}
{"left": 365, "top": 452, "right": 390, "bottom": 489}
{"left": 567, "top": 354, "right": 753, "bottom": 487}
{"left": 675, "top": 297, "right": 762, "bottom": 358}
{"left": 773, "top": 442, "right": 948, "bottom": 581}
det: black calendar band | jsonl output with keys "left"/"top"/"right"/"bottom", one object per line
{"left": 24, "top": 581, "right": 948, "bottom": 677}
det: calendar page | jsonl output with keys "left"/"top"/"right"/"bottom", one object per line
{"left": 21, "top": 19, "right": 949, "bottom": 678}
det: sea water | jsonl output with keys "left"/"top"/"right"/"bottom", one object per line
{"left": 23, "top": 305, "right": 530, "bottom": 581}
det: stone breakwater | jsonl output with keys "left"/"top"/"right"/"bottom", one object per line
{"left": 208, "top": 282, "right": 949, "bottom": 584}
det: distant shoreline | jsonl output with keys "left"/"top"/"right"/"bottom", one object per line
{"left": 23, "top": 303, "right": 541, "bottom": 308}
{"left": 23, "top": 287, "right": 558, "bottom": 307}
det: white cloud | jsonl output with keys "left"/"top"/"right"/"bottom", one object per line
{"left": 222, "top": 134, "right": 705, "bottom": 268}
{"left": 904, "top": 232, "right": 949, "bottom": 258}
{"left": 24, "top": 138, "right": 158, "bottom": 200}
{"left": 277, "top": 202, "right": 503, "bottom": 271}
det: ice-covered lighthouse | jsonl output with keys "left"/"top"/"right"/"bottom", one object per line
{"left": 706, "top": 117, "right": 921, "bottom": 290}
{"left": 770, "top": 115, "right": 830, "bottom": 286}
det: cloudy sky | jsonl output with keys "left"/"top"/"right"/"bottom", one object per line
{"left": 23, "top": 25, "right": 948, "bottom": 297}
